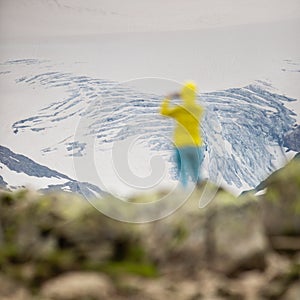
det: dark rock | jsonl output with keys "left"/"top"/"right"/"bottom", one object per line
{"left": 0, "top": 145, "right": 70, "bottom": 180}
{"left": 0, "top": 145, "right": 106, "bottom": 198}
{"left": 282, "top": 281, "right": 300, "bottom": 300}
{"left": 283, "top": 126, "right": 300, "bottom": 152}
{"left": 0, "top": 175, "right": 8, "bottom": 189}
{"left": 259, "top": 257, "right": 300, "bottom": 300}
{"left": 204, "top": 196, "right": 269, "bottom": 275}
{"left": 216, "top": 285, "right": 245, "bottom": 300}
{"left": 137, "top": 190, "right": 208, "bottom": 274}
{"left": 0, "top": 273, "right": 31, "bottom": 300}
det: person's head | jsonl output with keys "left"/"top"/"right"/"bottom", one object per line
{"left": 181, "top": 81, "right": 197, "bottom": 104}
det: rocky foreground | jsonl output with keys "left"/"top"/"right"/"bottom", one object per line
{"left": 0, "top": 159, "right": 299, "bottom": 300}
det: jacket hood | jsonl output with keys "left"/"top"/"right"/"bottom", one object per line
{"left": 181, "top": 81, "right": 197, "bottom": 104}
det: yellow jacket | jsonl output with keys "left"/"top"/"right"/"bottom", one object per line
{"left": 160, "top": 82, "right": 204, "bottom": 147}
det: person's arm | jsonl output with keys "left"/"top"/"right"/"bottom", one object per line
{"left": 160, "top": 93, "right": 180, "bottom": 117}
{"left": 160, "top": 97, "right": 172, "bottom": 116}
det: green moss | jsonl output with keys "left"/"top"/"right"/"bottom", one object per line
{"left": 0, "top": 189, "right": 30, "bottom": 206}
{"left": 83, "top": 257, "right": 158, "bottom": 278}
{"left": 0, "top": 243, "right": 19, "bottom": 264}
{"left": 14, "top": 189, "right": 29, "bottom": 200}
{"left": 0, "top": 192, "right": 15, "bottom": 206}
{"left": 28, "top": 250, "right": 79, "bottom": 286}
{"left": 34, "top": 262, "right": 53, "bottom": 281}
{"left": 127, "top": 244, "right": 145, "bottom": 262}
{"left": 292, "top": 200, "right": 300, "bottom": 215}
{"left": 36, "top": 196, "right": 52, "bottom": 212}
{"left": 105, "top": 239, "right": 158, "bottom": 277}
{"left": 4, "top": 224, "right": 18, "bottom": 242}
{"left": 173, "top": 222, "right": 188, "bottom": 245}
{"left": 1, "top": 264, "right": 24, "bottom": 283}
{"left": 266, "top": 188, "right": 280, "bottom": 203}
{"left": 287, "top": 262, "right": 300, "bottom": 281}
{"left": 42, "top": 249, "right": 77, "bottom": 270}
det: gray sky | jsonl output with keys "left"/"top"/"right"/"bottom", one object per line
{"left": 1, "top": 0, "right": 300, "bottom": 39}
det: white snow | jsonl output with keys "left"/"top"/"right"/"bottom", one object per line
{"left": 0, "top": 0, "right": 299, "bottom": 196}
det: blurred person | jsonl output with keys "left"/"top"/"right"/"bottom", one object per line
{"left": 160, "top": 81, "right": 204, "bottom": 188}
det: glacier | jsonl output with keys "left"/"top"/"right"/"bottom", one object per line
{"left": 1, "top": 58, "right": 298, "bottom": 195}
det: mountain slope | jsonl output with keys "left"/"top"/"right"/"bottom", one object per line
{"left": 0, "top": 57, "right": 299, "bottom": 195}
{"left": 4, "top": 58, "right": 298, "bottom": 192}
{"left": 0, "top": 145, "right": 106, "bottom": 199}
{"left": 255, "top": 152, "right": 300, "bottom": 192}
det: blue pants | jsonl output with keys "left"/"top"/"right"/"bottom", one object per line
{"left": 175, "top": 146, "right": 204, "bottom": 187}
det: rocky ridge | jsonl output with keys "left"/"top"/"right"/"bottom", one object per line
{"left": 0, "top": 159, "right": 299, "bottom": 299}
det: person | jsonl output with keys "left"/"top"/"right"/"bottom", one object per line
{"left": 160, "top": 81, "right": 204, "bottom": 188}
